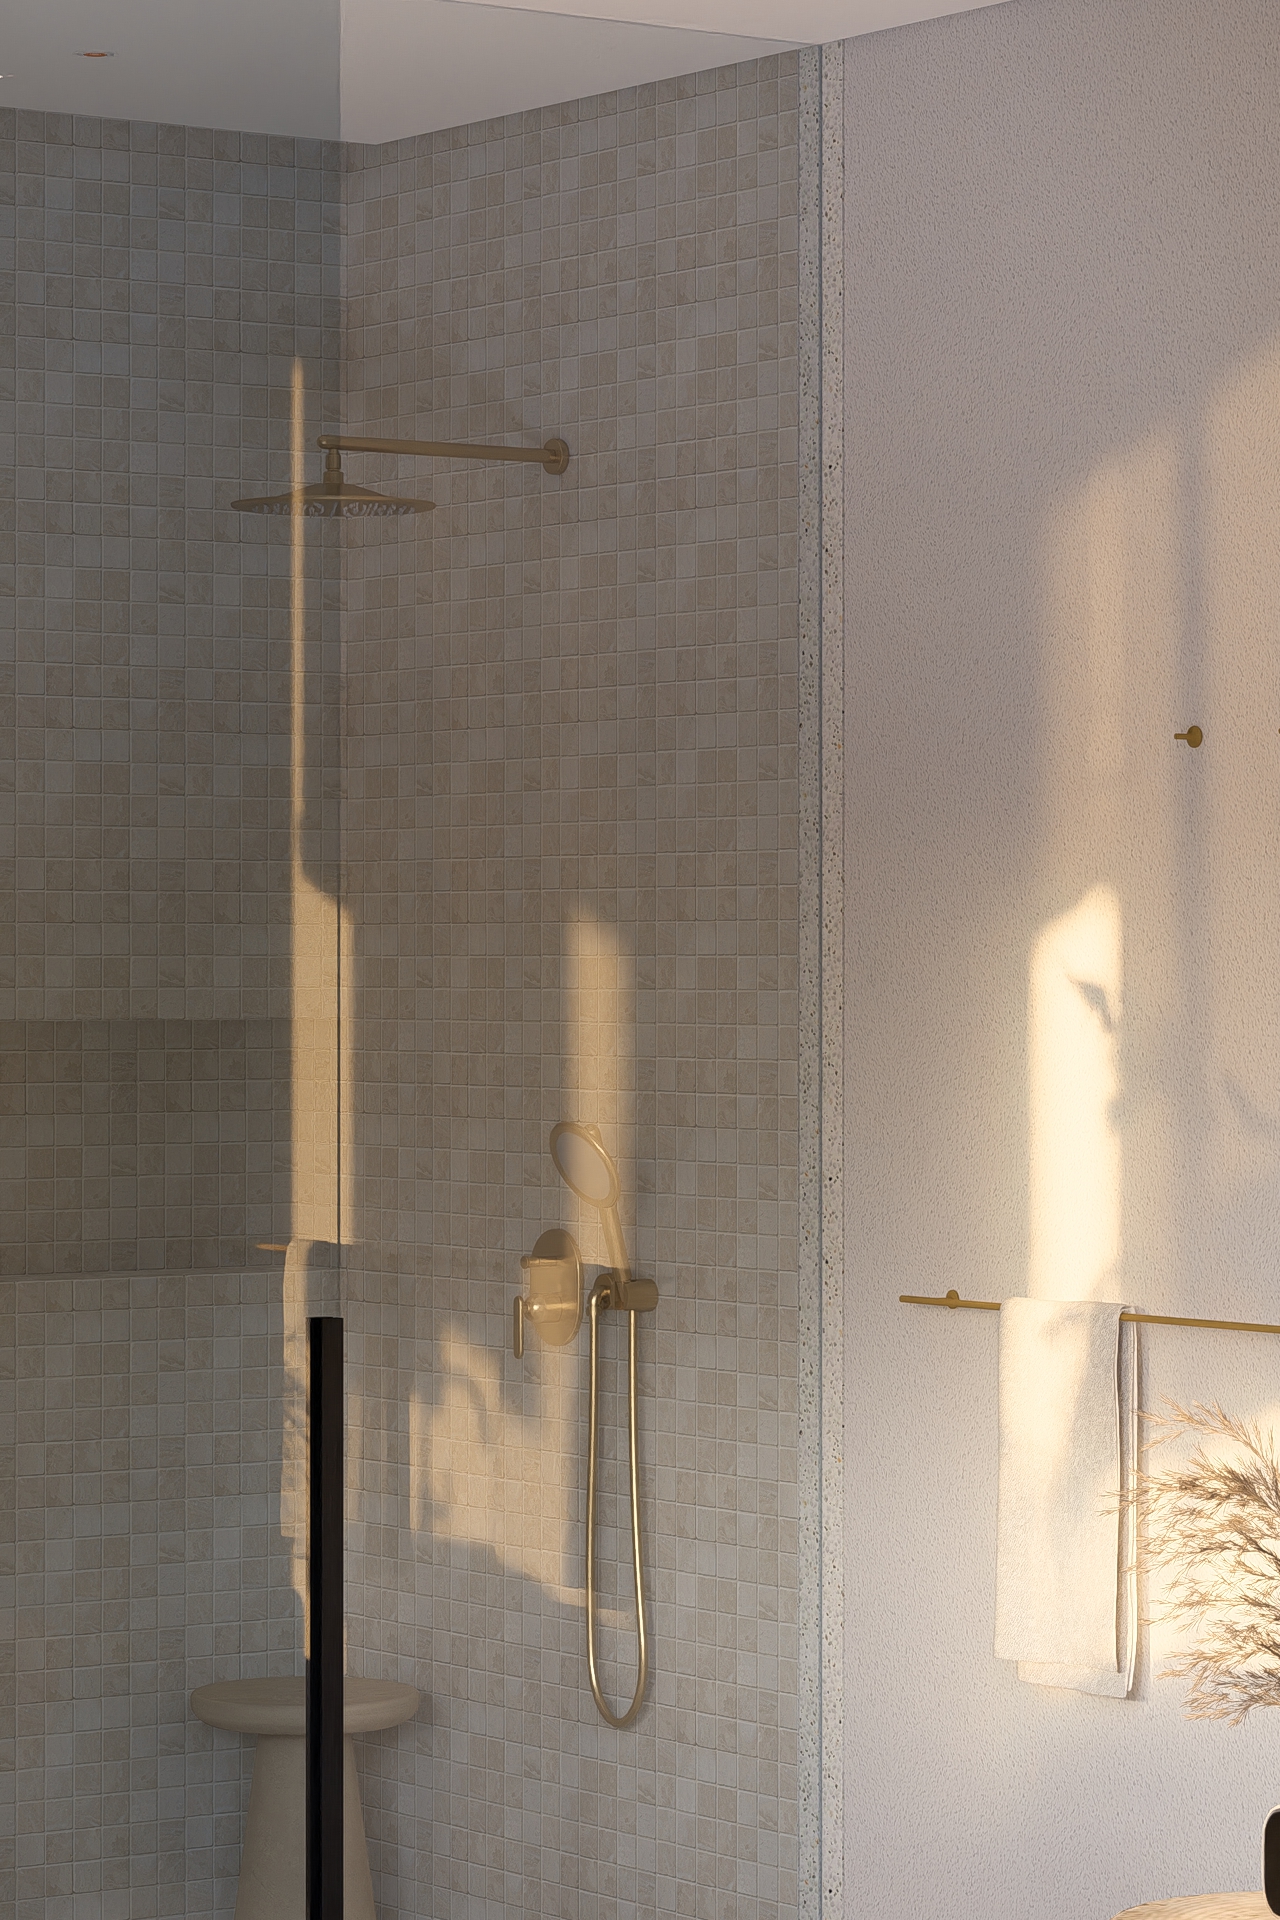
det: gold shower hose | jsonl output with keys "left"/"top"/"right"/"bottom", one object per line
{"left": 586, "top": 1275, "right": 649, "bottom": 1728}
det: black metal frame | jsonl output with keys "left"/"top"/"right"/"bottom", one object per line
{"left": 307, "top": 1316, "right": 344, "bottom": 1920}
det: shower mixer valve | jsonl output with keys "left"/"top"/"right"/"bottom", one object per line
{"left": 513, "top": 1236, "right": 657, "bottom": 1358}
{"left": 513, "top": 1228, "right": 583, "bottom": 1358}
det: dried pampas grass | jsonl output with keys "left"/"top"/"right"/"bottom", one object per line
{"left": 1138, "top": 1401, "right": 1280, "bottom": 1723}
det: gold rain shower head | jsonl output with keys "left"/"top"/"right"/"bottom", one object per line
{"left": 231, "top": 432, "right": 570, "bottom": 517}
{"left": 232, "top": 447, "right": 433, "bottom": 517}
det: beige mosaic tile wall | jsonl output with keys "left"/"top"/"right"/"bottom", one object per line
{"left": 0, "top": 109, "right": 340, "bottom": 1273}
{"left": 0, "top": 105, "right": 340, "bottom": 1915}
{"left": 340, "top": 56, "right": 801, "bottom": 1920}
{"left": 0, "top": 1269, "right": 301, "bottom": 1920}
{"left": 1, "top": 64, "right": 800, "bottom": 1920}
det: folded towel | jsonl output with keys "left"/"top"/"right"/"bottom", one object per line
{"left": 994, "top": 1297, "right": 1136, "bottom": 1696}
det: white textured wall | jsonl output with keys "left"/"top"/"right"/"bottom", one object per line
{"left": 843, "top": 1, "right": 1280, "bottom": 1914}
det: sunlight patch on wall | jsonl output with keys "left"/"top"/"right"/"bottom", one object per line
{"left": 401, "top": 909, "right": 637, "bottom": 1599}
{"left": 281, "top": 356, "right": 351, "bottom": 1611}
{"left": 289, "top": 354, "right": 345, "bottom": 1257}
{"left": 564, "top": 908, "right": 636, "bottom": 1269}
{"left": 408, "top": 1337, "right": 583, "bottom": 1606}
{"left": 1029, "top": 886, "right": 1122, "bottom": 1301}
{"left": 1035, "top": 429, "right": 1182, "bottom": 1301}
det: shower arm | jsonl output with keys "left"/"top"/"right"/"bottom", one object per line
{"left": 315, "top": 433, "right": 570, "bottom": 475}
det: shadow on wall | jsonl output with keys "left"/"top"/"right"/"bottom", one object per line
{"left": 1033, "top": 339, "right": 1280, "bottom": 1317}
{"left": 407, "top": 1317, "right": 648, "bottom": 1648}
{"left": 295, "top": 896, "right": 647, "bottom": 1630}
{"left": 1029, "top": 883, "right": 1122, "bottom": 1304}
{"left": 336, "top": 899, "right": 659, "bottom": 1911}
{"left": 405, "top": 902, "right": 641, "bottom": 1610}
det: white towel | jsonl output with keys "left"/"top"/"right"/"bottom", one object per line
{"left": 994, "top": 1297, "right": 1136, "bottom": 1697}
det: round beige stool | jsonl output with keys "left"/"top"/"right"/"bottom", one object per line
{"left": 1114, "top": 1898, "right": 1269, "bottom": 1920}
{"left": 191, "top": 1677, "right": 420, "bottom": 1920}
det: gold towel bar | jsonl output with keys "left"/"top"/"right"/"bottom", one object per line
{"left": 899, "top": 1289, "right": 1280, "bottom": 1337}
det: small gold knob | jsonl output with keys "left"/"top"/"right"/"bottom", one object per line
{"left": 1175, "top": 726, "right": 1203, "bottom": 748}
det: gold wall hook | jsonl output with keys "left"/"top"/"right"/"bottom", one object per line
{"left": 1175, "top": 725, "right": 1203, "bottom": 747}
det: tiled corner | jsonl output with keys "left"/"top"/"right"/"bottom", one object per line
{"left": 340, "top": 54, "right": 802, "bottom": 1920}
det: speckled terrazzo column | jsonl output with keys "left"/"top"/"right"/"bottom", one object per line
{"left": 796, "top": 38, "right": 845, "bottom": 1920}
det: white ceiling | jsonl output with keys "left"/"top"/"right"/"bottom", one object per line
{"left": 0, "top": 0, "right": 1007, "bottom": 144}
{"left": 2, "top": 1, "right": 342, "bottom": 140}
{"left": 341, "top": 0, "right": 794, "bottom": 145}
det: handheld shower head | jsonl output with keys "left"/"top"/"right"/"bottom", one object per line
{"left": 550, "top": 1122, "right": 631, "bottom": 1282}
